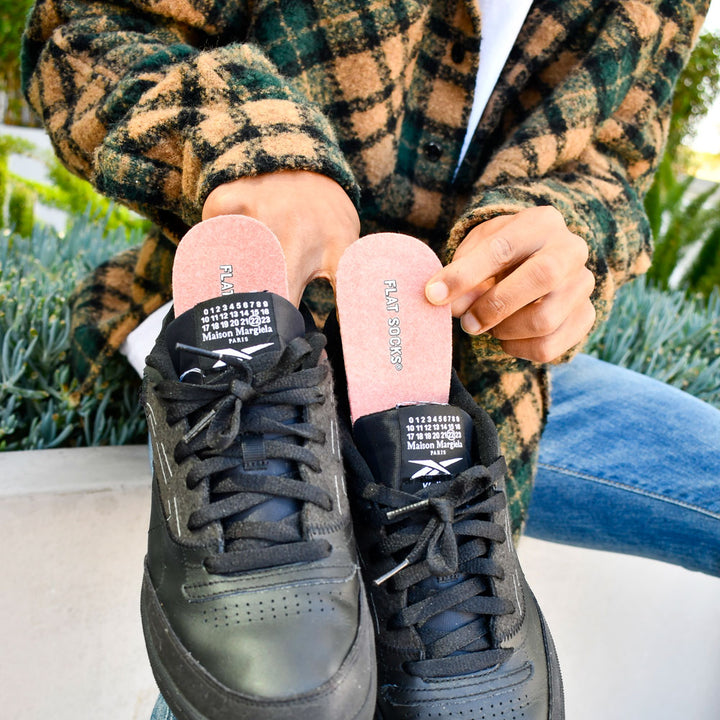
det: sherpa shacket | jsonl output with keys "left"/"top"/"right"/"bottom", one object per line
{"left": 22, "top": 0, "right": 709, "bottom": 533}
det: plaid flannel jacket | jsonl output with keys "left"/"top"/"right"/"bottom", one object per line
{"left": 22, "top": 0, "right": 708, "bottom": 533}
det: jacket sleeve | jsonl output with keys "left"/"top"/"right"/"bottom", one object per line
{"left": 21, "top": 0, "right": 359, "bottom": 239}
{"left": 446, "top": 1, "right": 709, "bottom": 360}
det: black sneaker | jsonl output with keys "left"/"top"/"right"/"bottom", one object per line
{"left": 329, "top": 231, "right": 563, "bottom": 719}
{"left": 338, "top": 373, "right": 564, "bottom": 719}
{"left": 140, "top": 291, "right": 376, "bottom": 720}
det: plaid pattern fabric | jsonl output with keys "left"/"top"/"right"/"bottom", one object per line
{"left": 453, "top": 330, "right": 550, "bottom": 536}
{"left": 22, "top": 0, "right": 708, "bottom": 533}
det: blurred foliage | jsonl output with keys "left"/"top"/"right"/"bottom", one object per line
{"left": 665, "top": 31, "right": 720, "bottom": 163}
{"left": 644, "top": 158, "right": 720, "bottom": 293}
{"left": 644, "top": 31, "right": 720, "bottom": 296}
{"left": 0, "top": 0, "right": 36, "bottom": 125}
{"left": 0, "top": 131, "right": 151, "bottom": 236}
{"left": 0, "top": 134, "right": 36, "bottom": 230}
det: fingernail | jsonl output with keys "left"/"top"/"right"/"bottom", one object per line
{"left": 461, "top": 313, "right": 482, "bottom": 334}
{"left": 426, "top": 281, "right": 449, "bottom": 304}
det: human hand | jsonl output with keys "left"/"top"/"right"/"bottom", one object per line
{"left": 203, "top": 171, "right": 360, "bottom": 306}
{"left": 425, "top": 206, "right": 596, "bottom": 363}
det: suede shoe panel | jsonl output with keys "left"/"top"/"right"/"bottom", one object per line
{"left": 145, "top": 366, "right": 221, "bottom": 550}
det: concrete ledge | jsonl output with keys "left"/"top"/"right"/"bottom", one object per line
{"left": 0, "top": 445, "right": 150, "bottom": 496}
{"left": 518, "top": 538, "right": 720, "bottom": 719}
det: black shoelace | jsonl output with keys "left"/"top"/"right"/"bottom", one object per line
{"left": 362, "top": 459, "right": 515, "bottom": 678}
{"left": 152, "top": 333, "right": 333, "bottom": 574}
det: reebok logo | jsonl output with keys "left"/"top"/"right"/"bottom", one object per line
{"left": 408, "top": 457, "right": 463, "bottom": 480}
{"left": 179, "top": 343, "right": 274, "bottom": 381}
{"left": 210, "top": 344, "right": 275, "bottom": 367}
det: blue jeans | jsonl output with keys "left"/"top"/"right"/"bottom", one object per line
{"left": 149, "top": 354, "right": 720, "bottom": 719}
{"left": 526, "top": 353, "right": 720, "bottom": 576}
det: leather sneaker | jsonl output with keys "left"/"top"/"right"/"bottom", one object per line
{"left": 329, "top": 231, "right": 564, "bottom": 719}
{"left": 339, "top": 372, "right": 564, "bottom": 719}
{"left": 140, "top": 291, "right": 376, "bottom": 720}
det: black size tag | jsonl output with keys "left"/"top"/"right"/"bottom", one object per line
{"left": 398, "top": 404, "right": 473, "bottom": 491}
{"left": 193, "top": 292, "right": 280, "bottom": 360}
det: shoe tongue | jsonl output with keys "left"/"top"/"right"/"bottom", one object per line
{"left": 356, "top": 403, "right": 488, "bottom": 661}
{"left": 166, "top": 291, "right": 305, "bottom": 381}
{"left": 165, "top": 291, "right": 306, "bottom": 531}
{"left": 353, "top": 403, "right": 475, "bottom": 492}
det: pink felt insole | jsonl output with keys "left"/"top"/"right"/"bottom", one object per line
{"left": 336, "top": 233, "right": 452, "bottom": 422}
{"left": 172, "top": 215, "right": 288, "bottom": 314}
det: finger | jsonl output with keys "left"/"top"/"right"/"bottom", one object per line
{"left": 449, "top": 213, "right": 517, "bottom": 261}
{"left": 448, "top": 278, "right": 497, "bottom": 318}
{"left": 426, "top": 227, "right": 544, "bottom": 306}
{"left": 490, "top": 267, "right": 596, "bottom": 341}
{"left": 499, "top": 300, "right": 597, "bottom": 363}
{"left": 459, "top": 249, "right": 578, "bottom": 334}
{"left": 426, "top": 206, "right": 582, "bottom": 306}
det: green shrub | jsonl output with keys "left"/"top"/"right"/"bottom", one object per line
{"left": 0, "top": 211, "right": 147, "bottom": 450}
{"left": 0, "top": 0, "right": 36, "bottom": 125}
{"left": 665, "top": 31, "right": 720, "bottom": 163}
{"left": 643, "top": 31, "right": 720, "bottom": 296}
{"left": 8, "top": 182, "right": 35, "bottom": 235}
{"left": 0, "top": 132, "right": 151, "bottom": 451}
{"left": 0, "top": 134, "right": 36, "bottom": 230}
{"left": 644, "top": 158, "right": 720, "bottom": 294}
{"left": 586, "top": 276, "right": 720, "bottom": 408}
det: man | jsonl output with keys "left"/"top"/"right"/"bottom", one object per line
{"left": 22, "top": 1, "right": 716, "bottom": 718}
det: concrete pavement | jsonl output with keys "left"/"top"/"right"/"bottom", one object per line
{"left": 2, "top": 445, "right": 719, "bottom": 720}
